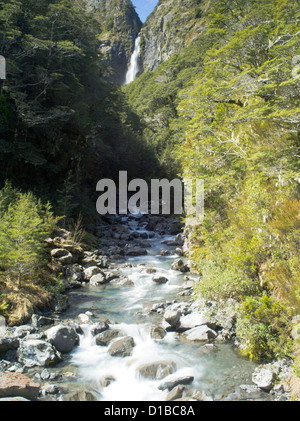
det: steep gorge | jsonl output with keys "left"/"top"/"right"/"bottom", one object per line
{"left": 93, "top": 0, "right": 207, "bottom": 84}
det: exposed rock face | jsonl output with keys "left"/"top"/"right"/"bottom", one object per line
{"left": 140, "top": 0, "right": 206, "bottom": 73}
{"left": 86, "top": 0, "right": 142, "bottom": 85}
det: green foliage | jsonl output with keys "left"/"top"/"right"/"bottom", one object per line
{"left": 0, "top": 184, "right": 58, "bottom": 288}
{"left": 0, "top": 0, "right": 157, "bottom": 220}
{"left": 125, "top": 0, "right": 300, "bottom": 364}
{"left": 236, "top": 295, "right": 293, "bottom": 361}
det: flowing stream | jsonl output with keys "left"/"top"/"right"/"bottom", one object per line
{"left": 59, "top": 215, "right": 258, "bottom": 401}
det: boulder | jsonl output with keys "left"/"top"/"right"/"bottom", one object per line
{"left": 65, "top": 265, "right": 83, "bottom": 283}
{"left": 164, "top": 309, "right": 181, "bottom": 328}
{"left": 152, "top": 275, "right": 169, "bottom": 284}
{"left": 226, "top": 384, "right": 268, "bottom": 401}
{"left": 150, "top": 326, "right": 167, "bottom": 340}
{"left": 83, "top": 266, "right": 102, "bottom": 281}
{"left": 137, "top": 361, "right": 176, "bottom": 380}
{"left": 183, "top": 325, "right": 217, "bottom": 344}
{"left": 90, "top": 273, "right": 106, "bottom": 286}
{"left": 50, "top": 248, "right": 73, "bottom": 265}
{"left": 159, "top": 375, "right": 194, "bottom": 391}
{"left": 108, "top": 336, "right": 135, "bottom": 357}
{"left": 166, "top": 385, "right": 185, "bottom": 401}
{"left": 17, "top": 339, "right": 62, "bottom": 367}
{"left": 0, "top": 337, "right": 19, "bottom": 354}
{"left": 175, "top": 248, "right": 184, "bottom": 256}
{"left": 178, "top": 312, "right": 209, "bottom": 332}
{"left": 0, "top": 372, "right": 40, "bottom": 400}
{"left": 126, "top": 247, "right": 148, "bottom": 256}
{"left": 61, "top": 390, "right": 98, "bottom": 401}
{"left": 191, "top": 390, "right": 214, "bottom": 401}
{"left": 252, "top": 366, "right": 277, "bottom": 391}
{"left": 31, "top": 314, "right": 56, "bottom": 328}
{"left": 50, "top": 294, "right": 69, "bottom": 314}
{"left": 171, "top": 259, "right": 189, "bottom": 273}
{"left": 90, "top": 320, "right": 110, "bottom": 336}
{"left": 12, "top": 324, "right": 36, "bottom": 339}
{"left": 45, "top": 324, "right": 79, "bottom": 353}
{"left": 95, "top": 329, "right": 125, "bottom": 346}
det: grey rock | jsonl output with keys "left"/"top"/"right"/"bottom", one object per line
{"left": 95, "top": 329, "right": 125, "bottom": 346}
{"left": 166, "top": 385, "right": 185, "bottom": 401}
{"left": 31, "top": 315, "right": 56, "bottom": 328}
{"left": 171, "top": 259, "right": 189, "bottom": 273}
{"left": 164, "top": 309, "right": 181, "bottom": 328}
{"left": 51, "top": 248, "right": 73, "bottom": 265}
{"left": 0, "top": 337, "right": 19, "bottom": 354}
{"left": 83, "top": 266, "right": 102, "bottom": 281}
{"left": 152, "top": 275, "right": 169, "bottom": 284}
{"left": 90, "top": 320, "right": 110, "bottom": 336}
{"left": 150, "top": 326, "right": 167, "bottom": 340}
{"left": 17, "top": 339, "right": 62, "bottom": 367}
{"left": 159, "top": 375, "right": 194, "bottom": 391}
{"left": 252, "top": 366, "right": 277, "bottom": 391}
{"left": 45, "top": 324, "right": 79, "bottom": 353}
{"left": 137, "top": 361, "right": 176, "bottom": 380}
{"left": 61, "top": 389, "right": 98, "bottom": 401}
{"left": 126, "top": 247, "right": 148, "bottom": 256}
{"left": 108, "top": 336, "right": 135, "bottom": 357}
{"left": 178, "top": 312, "right": 209, "bottom": 332}
{"left": 90, "top": 273, "right": 106, "bottom": 286}
{"left": 183, "top": 325, "right": 217, "bottom": 344}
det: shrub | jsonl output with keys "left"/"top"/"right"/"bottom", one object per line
{"left": 236, "top": 294, "right": 293, "bottom": 361}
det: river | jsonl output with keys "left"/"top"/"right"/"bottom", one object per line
{"left": 58, "top": 214, "right": 257, "bottom": 401}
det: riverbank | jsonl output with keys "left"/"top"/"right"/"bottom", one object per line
{"left": 0, "top": 213, "right": 299, "bottom": 401}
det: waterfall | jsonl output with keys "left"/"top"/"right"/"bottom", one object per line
{"left": 125, "top": 35, "right": 141, "bottom": 85}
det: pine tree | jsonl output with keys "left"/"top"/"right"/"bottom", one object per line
{"left": 0, "top": 191, "right": 55, "bottom": 288}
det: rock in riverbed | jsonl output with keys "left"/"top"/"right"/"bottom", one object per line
{"left": 0, "top": 372, "right": 40, "bottom": 400}
{"left": 108, "top": 336, "right": 135, "bottom": 357}
{"left": 182, "top": 325, "right": 218, "bottom": 344}
{"left": 45, "top": 324, "right": 79, "bottom": 353}
{"left": 137, "top": 361, "right": 176, "bottom": 380}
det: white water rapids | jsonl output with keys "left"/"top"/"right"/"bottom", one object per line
{"left": 125, "top": 35, "right": 141, "bottom": 85}
{"left": 61, "top": 216, "right": 257, "bottom": 401}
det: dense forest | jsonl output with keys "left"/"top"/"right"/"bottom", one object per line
{"left": 124, "top": 0, "right": 300, "bottom": 364}
{"left": 0, "top": 0, "right": 300, "bottom": 389}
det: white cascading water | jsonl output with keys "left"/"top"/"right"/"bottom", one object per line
{"left": 68, "top": 216, "right": 258, "bottom": 401}
{"left": 125, "top": 35, "right": 141, "bottom": 85}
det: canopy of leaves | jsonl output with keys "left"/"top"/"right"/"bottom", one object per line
{"left": 0, "top": 0, "right": 158, "bottom": 221}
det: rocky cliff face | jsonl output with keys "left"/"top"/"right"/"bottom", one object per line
{"left": 140, "top": 0, "right": 207, "bottom": 73}
{"left": 86, "top": 0, "right": 142, "bottom": 85}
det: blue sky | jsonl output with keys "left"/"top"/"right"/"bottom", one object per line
{"left": 131, "top": 0, "right": 159, "bottom": 23}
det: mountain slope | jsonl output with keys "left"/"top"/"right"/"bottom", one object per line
{"left": 124, "top": 0, "right": 300, "bottom": 363}
{"left": 87, "top": 0, "right": 142, "bottom": 84}
{"left": 140, "top": 0, "right": 208, "bottom": 72}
